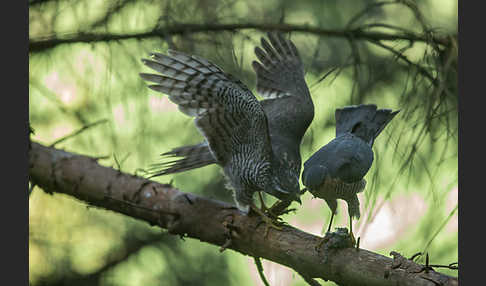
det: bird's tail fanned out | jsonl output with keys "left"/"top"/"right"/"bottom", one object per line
{"left": 335, "top": 104, "right": 399, "bottom": 146}
{"left": 147, "top": 142, "right": 217, "bottom": 178}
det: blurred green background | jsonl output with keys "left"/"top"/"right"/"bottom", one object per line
{"left": 29, "top": 0, "right": 458, "bottom": 285}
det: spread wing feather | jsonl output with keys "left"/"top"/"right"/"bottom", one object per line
{"left": 141, "top": 50, "right": 271, "bottom": 166}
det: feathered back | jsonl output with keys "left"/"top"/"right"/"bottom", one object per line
{"left": 252, "top": 32, "right": 314, "bottom": 161}
{"left": 148, "top": 33, "right": 314, "bottom": 184}
{"left": 335, "top": 104, "right": 399, "bottom": 146}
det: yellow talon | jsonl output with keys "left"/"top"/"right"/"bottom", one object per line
{"left": 251, "top": 204, "right": 283, "bottom": 238}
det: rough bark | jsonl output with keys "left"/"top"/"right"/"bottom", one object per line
{"left": 29, "top": 141, "right": 458, "bottom": 286}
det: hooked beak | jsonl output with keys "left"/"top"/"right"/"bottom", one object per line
{"left": 273, "top": 184, "right": 301, "bottom": 205}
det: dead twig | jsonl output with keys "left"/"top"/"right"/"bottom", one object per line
{"left": 49, "top": 119, "right": 109, "bottom": 147}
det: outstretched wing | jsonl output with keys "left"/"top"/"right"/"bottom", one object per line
{"left": 140, "top": 50, "right": 272, "bottom": 166}
{"left": 253, "top": 32, "right": 314, "bottom": 137}
{"left": 252, "top": 32, "right": 315, "bottom": 173}
{"left": 252, "top": 32, "right": 308, "bottom": 99}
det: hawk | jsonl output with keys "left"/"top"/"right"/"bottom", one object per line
{"left": 302, "top": 104, "right": 399, "bottom": 244}
{"left": 140, "top": 33, "right": 314, "bottom": 224}
{"left": 142, "top": 33, "right": 314, "bottom": 217}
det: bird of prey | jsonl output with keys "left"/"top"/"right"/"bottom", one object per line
{"left": 139, "top": 32, "right": 313, "bottom": 226}
{"left": 144, "top": 32, "right": 314, "bottom": 216}
{"left": 302, "top": 104, "right": 399, "bottom": 244}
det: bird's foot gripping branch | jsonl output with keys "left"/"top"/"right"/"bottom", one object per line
{"left": 29, "top": 141, "right": 458, "bottom": 286}
{"left": 316, "top": 228, "right": 356, "bottom": 263}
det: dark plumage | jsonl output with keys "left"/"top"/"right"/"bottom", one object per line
{"left": 147, "top": 32, "right": 314, "bottom": 209}
{"left": 254, "top": 32, "right": 315, "bottom": 203}
{"left": 302, "top": 104, "right": 399, "bottom": 238}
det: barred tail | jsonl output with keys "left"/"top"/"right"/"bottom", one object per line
{"left": 347, "top": 195, "right": 361, "bottom": 220}
{"left": 343, "top": 179, "right": 366, "bottom": 219}
{"left": 335, "top": 104, "right": 399, "bottom": 146}
{"left": 148, "top": 142, "right": 217, "bottom": 177}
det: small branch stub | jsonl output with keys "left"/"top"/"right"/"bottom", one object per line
{"left": 28, "top": 142, "right": 458, "bottom": 286}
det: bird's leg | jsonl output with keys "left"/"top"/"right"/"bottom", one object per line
{"left": 326, "top": 212, "right": 335, "bottom": 233}
{"left": 349, "top": 215, "right": 356, "bottom": 246}
{"left": 250, "top": 203, "right": 283, "bottom": 238}
{"left": 316, "top": 212, "right": 335, "bottom": 250}
{"left": 257, "top": 191, "right": 270, "bottom": 213}
{"left": 267, "top": 200, "right": 296, "bottom": 218}
{"left": 257, "top": 192, "right": 289, "bottom": 220}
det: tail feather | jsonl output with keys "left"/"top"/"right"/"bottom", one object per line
{"left": 148, "top": 142, "right": 217, "bottom": 177}
{"left": 369, "top": 109, "right": 400, "bottom": 143}
{"left": 335, "top": 104, "right": 399, "bottom": 146}
{"left": 347, "top": 195, "right": 361, "bottom": 220}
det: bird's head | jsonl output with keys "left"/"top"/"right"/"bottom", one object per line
{"left": 265, "top": 174, "right": 302, "bottom": 205}
{"left": 302, "top": 164, "right": 328, "bottom": 191}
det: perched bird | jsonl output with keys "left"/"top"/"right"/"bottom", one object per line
{"left": 139, "top": 33, "right": 312, "bottom": 228}
{"left": 147, "top": 32, "right": 314, "bottom": 215}
{"left": 302, "top": 104, "right": 399, "bottom": 244}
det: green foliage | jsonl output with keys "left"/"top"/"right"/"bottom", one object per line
{"left": 29, "top": 0, "right": 457, "bottom": 285}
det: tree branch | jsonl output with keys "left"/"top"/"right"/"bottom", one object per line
{"left": 28, "top": 141, "right": 458, "bottom": 286}
{"left": 28, "top": 23, "right": 453, "bottom": 53}
{"left": 49, "top": 118, "right": 108, "bottom": 147}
